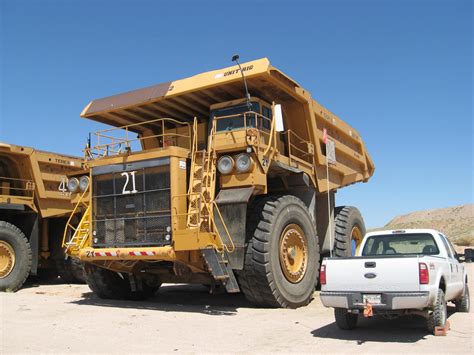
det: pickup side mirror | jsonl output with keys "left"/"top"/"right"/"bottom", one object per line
{"left": 462, "top": 248, "right": 474, "bottom": 263}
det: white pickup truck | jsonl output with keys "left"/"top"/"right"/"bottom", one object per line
{"left": 320, "top": 229, "right": 470, "bottom": 333}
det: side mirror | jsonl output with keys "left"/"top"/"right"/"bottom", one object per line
{"left": 274, "top": 104, "right": 284, "bottom": 132}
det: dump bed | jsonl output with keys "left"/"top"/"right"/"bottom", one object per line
{"left": 0, "top": 143, "right": 83, "bottom": 217}
{"left": 81, "top": 58, "right": 374, "bottom": 192}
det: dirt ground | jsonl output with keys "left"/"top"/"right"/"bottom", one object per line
{"left": 1, "top": 265, "right": 472, "bottom": 354}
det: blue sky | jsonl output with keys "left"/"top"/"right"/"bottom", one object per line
{"left": 0, "top": 0, "right": 472, "bottom": 228}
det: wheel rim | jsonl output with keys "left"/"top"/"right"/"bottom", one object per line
{"left": 351, "top": 226, "right": 363, "bottom": 256}
{"left": 0, "top": 240, "right": 16, "bottom": 279}
{"left": 279, "top": 224, "right": 308, "bottom": 283}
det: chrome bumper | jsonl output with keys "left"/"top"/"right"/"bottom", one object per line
{"left": 320, "top": 291, "right": 430, "bottom": 310}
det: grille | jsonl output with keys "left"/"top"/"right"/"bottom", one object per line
{"left": 91, "top": 158, "right": 171, "bottom": 247}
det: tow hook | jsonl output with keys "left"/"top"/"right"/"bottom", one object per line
{"left": 363, "top": 301, "right": 373, "bottom": 318}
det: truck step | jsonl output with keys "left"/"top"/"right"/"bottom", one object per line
{"left": 201, "top": 248, "right": 240, "bottom": 293}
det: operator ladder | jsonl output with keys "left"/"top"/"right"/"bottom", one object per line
{"left": 187, "top": 130, "right": 217, "bottom": 231}
{"left": 64, "top": 205, "right": 90, "bottom": 256}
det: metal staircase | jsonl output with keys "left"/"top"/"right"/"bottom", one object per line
{"left": 187, "top": 119, "right": 239, "bottom": 293}
{"left": 187, "top": 120, "right": 217, "bottom": 232}
{"left": 62, "top": 191, "right": 90, "bottom": 257}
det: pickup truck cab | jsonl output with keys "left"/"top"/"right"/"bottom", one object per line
{"left": 320, "top": 229, "right": 470, "bottom": 333}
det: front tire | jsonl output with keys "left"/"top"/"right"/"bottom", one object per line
{"left": 427, "top": 288, "right": 447, "bottom": 333}
{"left": 84, "top": 263, "right": 160, "bottom": 300}
{"left": 334, "top": 308, "right": 358, "bottom": 330}
{"left": 334, "top": 206, "right": 366, "bottom": 257}
{"left": 237, "top": 195, "right": 320, "bottom": 308}
{"left": 455, "top": 284, "right": 470, "bottom": 313}
{"left": 0, "top": 221, "right": 32, "bottom": 292}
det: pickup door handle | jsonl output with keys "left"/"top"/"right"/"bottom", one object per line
{"left": 365, "top": 262, "right": 376, "bottom": 268}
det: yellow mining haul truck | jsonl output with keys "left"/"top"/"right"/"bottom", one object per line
{"left": 0, "top": 143, "right": 85, "bottom": 291}
{"left": 64, "top": 58, "right": 374, "bottom": 307}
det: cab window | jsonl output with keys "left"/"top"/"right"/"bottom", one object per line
{"left": 211, "top": 102, "right": 260, "bottom": 132}
{"left": 261, "top": 106, "right": 272, "bottom": 130}
{"left": 439, "top": 233, "right": 455, "bottom": 259}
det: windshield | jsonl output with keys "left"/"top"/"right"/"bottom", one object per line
{"left": 361, "top": 233, "right": 440, "bottom": 256}
{"left": 211, "top": 102, "right": 260, "bottom": 132}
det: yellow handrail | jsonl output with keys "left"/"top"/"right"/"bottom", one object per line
{"left": 87, "top": 117, "right": 192, "bottom": 159}
{"left": 211, "top": 201, "right": 235, "bottom": 253}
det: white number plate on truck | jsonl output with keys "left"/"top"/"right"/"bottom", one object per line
{"left": 363, "top": 294, "right": 382, "bottom": 304}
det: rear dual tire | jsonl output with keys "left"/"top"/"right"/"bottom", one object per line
{"left": 334, "top": 206, "right": 366, "bottom": 257}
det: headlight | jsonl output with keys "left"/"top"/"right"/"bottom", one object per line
{"left": 235, "top": 153, "right": 253, "bottom": 173}
{"left": 217, "top": 155, "right": 234, "bottom": 175}
{"left": 67, "top": 177, "right": 79, "bottom": 193}
{"left": 79, "top": 175, "right": 90, "bottom": 192}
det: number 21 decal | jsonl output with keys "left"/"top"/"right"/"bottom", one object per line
{"left": 121, "top": 171, "right": 138, "bottom": 194}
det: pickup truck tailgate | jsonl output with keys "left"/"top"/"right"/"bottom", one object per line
{"left": 324, "top": 257, "right": 421, "bottom": 292}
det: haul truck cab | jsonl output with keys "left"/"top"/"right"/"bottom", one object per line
{"left": 64, "top": 58, "right": 374, "bottom": 307}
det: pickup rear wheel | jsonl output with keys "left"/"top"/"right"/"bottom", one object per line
{"left": 427, "top": 288, "right": 447, "bottom": 334}
{"left": 334, "top": 206, "right": 366, "bottom": 257}
{"left": 455, "top": 284, "right": 470, "bottom": 313}
{"left": 237, "top": 195, "right": 319, "bottom": 308}
{"left": 334, "top": 308, "right": 358, "bottom": 330}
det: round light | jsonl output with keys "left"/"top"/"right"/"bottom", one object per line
{"left": 93, "top": 238, "right": 98, "bottom": 244}
{"left": 165, "top": 234, "right": 171, "bottom": 241}
{"left": 217, "top": 155, "right": 234, "bottom": 175}
{"left": 79, "top": 175, "right": 90, "bottom": 192}
{"left": 67, "top": 177, "right": 79, "bottom": 193}
{"left": 235, "top": 153, "right": 253, "bottom": 173}
{"left": 166, "top": 226, "right": 172, "bottom": 233}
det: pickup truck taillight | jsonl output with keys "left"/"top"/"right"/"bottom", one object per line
{"left": 320, "top": 265, "right": 326, "bottom": 285}
{"left": 419, "top": 262, "right": 429, "bottom": 284}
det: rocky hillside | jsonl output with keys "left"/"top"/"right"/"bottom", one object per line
{"left": 374, "top": 204, "right": 473, "bottom": 246}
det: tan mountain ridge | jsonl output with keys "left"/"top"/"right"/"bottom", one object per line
{"left": 371, "top": 204, "right": 473, "bottom": 246}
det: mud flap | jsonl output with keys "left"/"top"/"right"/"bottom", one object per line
{"left": 214, "top": 187, "right": 254, "bottom": 270}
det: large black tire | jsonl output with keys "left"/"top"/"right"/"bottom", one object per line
{"left": 455, "top": 283, "right": 470, "bottom": 313}
{"left": 334, "top": 308, "right": 358, "bottom": 330}
{"left": 427, "top": 288, "right": 447, "bottom": 333}
{"left": 50, "top": 220, "right": 85, "bottom": 284}
{"left": 0, "top": 221, "right": 32, "bottom": 292}
{"left": 237, "top": 195, "right": 320, "bottom": 308}
{"left": 334, "top": 206, "right": 366, "bottom": 257}
{"left": 54, "top": 257, "right": 86, "bottom": 283}
{"left": 83, "top": 263, "right": 160, "bottom": 301}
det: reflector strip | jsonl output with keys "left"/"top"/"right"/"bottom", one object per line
{"left": 95, "top": 251, "right": 117, "bottom": 257}
{"left": 129, "top": 251, "right": 156, "bottom": 256}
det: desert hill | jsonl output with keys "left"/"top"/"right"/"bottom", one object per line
{"left": 373, "top": 204, "right": 473, "bottom": 246}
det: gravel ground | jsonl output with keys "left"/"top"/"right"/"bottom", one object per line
{"left": 1, "top": 264, "right": 472, "bottom": 354}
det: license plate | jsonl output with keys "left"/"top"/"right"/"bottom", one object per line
{"left": 363, "top": 294, "right": 381, "bottom": 304}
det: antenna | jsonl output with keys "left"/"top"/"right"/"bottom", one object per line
{"left": 231, "top": 54, "right": 252, "bottom": 111}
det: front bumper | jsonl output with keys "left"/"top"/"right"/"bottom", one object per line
{"left": 320, "top": 291, "right": 430, "bottom": 310}
{"left": 78, "top": 246, "right": 176, "bottom": 261}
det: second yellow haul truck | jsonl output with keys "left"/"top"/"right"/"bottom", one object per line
{"left": 64, "top": 57, "right": 374, "bottom": 308}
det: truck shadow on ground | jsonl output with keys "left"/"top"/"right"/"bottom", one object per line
{"left": 21, "top": 275, "right": 72, "bottom": 290}
{"left": 70, "top": 284, "right": 256, "bottom": 316}
{"left": 311, "top": 306, "right": 456, "bottom": 344}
